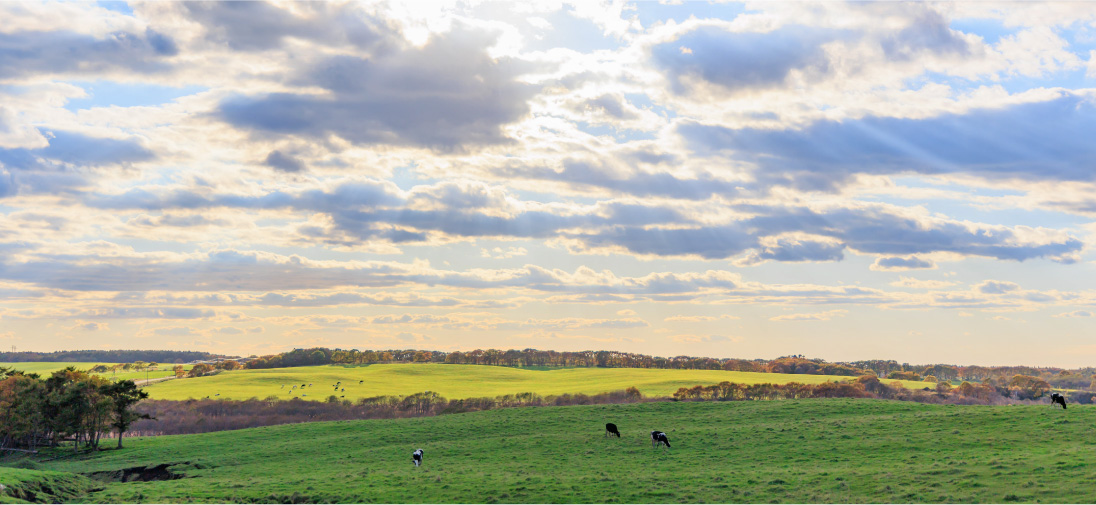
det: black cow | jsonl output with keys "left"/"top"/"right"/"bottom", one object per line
{"left": 1050, "top": 392, "right": 1068, "bottom": 409}
{"left": 412, "top": 449, "right": 424, "bottom": 467}
{"left": 651, "top": 430, "right": 671, "bottom": 449}
{"left": 605, "top": 423, "right": 621, "bottom": 437}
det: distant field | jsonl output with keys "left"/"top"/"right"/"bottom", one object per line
{"left": 0, "top": 363, "right": 190, "bottom": 382}
{"left": 0, "top": 362, "right": 112, "bottom": 374}
{"left": 143, "top": 363, "right": 936, "bottom": 401}
{"left": 3, "top": 399, "right": 1093, "bottom": 503}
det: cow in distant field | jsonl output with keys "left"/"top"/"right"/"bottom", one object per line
{"left": 1051, "top": 392, "right": 1068, "bottom": 409}
{"left": 412, "top": 449, "right": 424, "bottom": 467}
{"left": 605, "top": 423, "right": 621, "bottom": 437}
{"left": 651, "top": 431, "right": 670, "bottom": 449}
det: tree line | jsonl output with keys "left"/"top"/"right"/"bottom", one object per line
{"left": 670, "top": 374, "right": 1094, "bottom": 404}
{"left": 0, "top": 367, "right": 149, "bottom": 452}
{"left": 242, "top": 347, "right": 1096, "bottom": 389}
{"left": 0, "top": 349, "right": 222, "bottom": 364}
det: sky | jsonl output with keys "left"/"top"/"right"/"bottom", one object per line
{"left": 2, "top": 1, "right": 1096, "bottom": 366}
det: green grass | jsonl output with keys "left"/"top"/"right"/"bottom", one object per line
{"left": 0, "top": 467, "right": 98, "bottom": 503}
{"left": 4, "top": 399, "right": 1094, "bottom": 503}
{"left": 143, "top": 363, "right": 935, "bottom": 401}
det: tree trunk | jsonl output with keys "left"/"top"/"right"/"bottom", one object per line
{"left": 117, "top": 429, "right": 124, "bottom": 449}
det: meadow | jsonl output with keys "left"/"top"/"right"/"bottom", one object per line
{"left": 0, "top": 363, "right": 191, "bottom": 383}
{"left": 1, "top": 399, "right": 1093, "bottom": 503}
{"left": 142, "top": 364, "right": 935, "bottom": 401}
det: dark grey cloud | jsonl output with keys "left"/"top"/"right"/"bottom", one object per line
{"left": 0, "top": 28, "right": 176, "bottom": 79}
{"left": 881, "top": 8, "right": 971, "bottom": 61}
{"left": 653, "top": 26, "right": 836, "bottom": 94}
{"left": 680, "top": 93, "right": 1096, "bottom": 189}
{"left": 179, "top": 1, "right": 391, "bottom": 52}
{"left": 264, "top": 150, "right": 304, "bottom": 172}
{"left": 218, "top": 27, "right": 537, "bottom": 150}
{"left": 873, "top": 256, "right": 935, "bottom": 270}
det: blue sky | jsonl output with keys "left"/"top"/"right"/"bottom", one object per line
{"left": 1, "top": 1, "right": 1096, "bottom": 366}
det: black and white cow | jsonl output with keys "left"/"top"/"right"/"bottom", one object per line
{"left": 651, "top": 430, "right": 671, "bottom": 449}
{"left": 605, "top": 423, "right": 621, "bottom": 438}
{"left": 1050, "top": 392, "right": 1068, "bottom": 409}
{"left": 412, "top": 449, "right": 424, "bottom": 467}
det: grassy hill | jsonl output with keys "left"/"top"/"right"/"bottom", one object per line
{"left": 4, "top": 399, "right": 1093, "bottom": 503}
{"left": 0, "top": 467, "right": 98, "bottom": 503}
{"left": 143, "top": 363, "right": 935, "bottom": 401}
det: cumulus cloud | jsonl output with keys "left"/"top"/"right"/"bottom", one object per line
{"left": 176, "top": 1, "right": 390, "bottom": 52}
{"left": 219, "top": 26, "right": 538, "bottom": 150}
{"left": 653, "top": 25, "right": 837, "bottom": 95}
{"left": 0, "top": 28, "right": 176, "bottom": 79}
{"left": 0, "top": 107, "right": 49, "bottom": 150}
{"left": 871, "top": 256, "right": 937, "bottom": 271}
{"left": 976, "top": 280, "right": 1020, "bottom": 294}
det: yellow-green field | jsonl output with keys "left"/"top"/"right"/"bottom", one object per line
{"left": 0, "top": 362, "right": 190, "bottom": 382}
{"left": 0, "top": 362, "right": 112, "bottom": 374}
{"left": 144, "top": 363, "right": 935, "bottom": 401}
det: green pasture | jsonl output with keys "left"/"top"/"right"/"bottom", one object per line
{"left": 3, "top": 399, "right": 1094, "bottom": 503}
{"left": 0, "top": 467, "right": 97, "bottom": 503}
{"left": 142, "top": 364, "right": 935, "bottom": 401}
{"left": 0, "top": 363, "right": 113, "bottom": 375}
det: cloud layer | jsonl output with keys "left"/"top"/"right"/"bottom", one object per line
{"left": 1, "top": 1, "right": 1095, "bottom": 365}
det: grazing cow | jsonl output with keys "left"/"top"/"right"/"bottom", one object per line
{"left": 412, "top": 449, "right": 424, "bottom": 467}
{"left": 651, "top": 430, "right": 671, "bottom": 449}
{"left": 1050, "top": 392, "right": 1068, "bottom": 409}
{"left": 605, "top": 423, "right": 621, "bottom": 438}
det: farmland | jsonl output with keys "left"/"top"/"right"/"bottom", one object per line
{"left": 142, "top": 364, "right": 936, "bottom": 401}
{"left": 2, "top": 399, "right": 1093, "bottom": 503}
{"left": 0, "top": 363, "right": 189, "bottom": 383}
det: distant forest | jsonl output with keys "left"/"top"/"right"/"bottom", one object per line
{"left": 0, "top": 350, "right": 224, "bottom": 364}
{"left": 244, "top": 347, "right": 1096, "bottom": 388}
